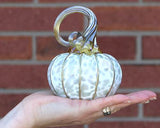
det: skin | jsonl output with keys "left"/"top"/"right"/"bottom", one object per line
{"left": 0, "top": 90, "right": 157, "bottom": 128}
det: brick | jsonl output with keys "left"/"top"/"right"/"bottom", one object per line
{"left": 92, "top": 7, "right": 160, "bottom": 31}
{"left": 3, "top": 7, "right": 160, "bottom": 31}
{"left": 0, "top": 94, "right": 27, "bottom": 117}
{"left": 0, "top": 8, "right": 83, "bottom": 31}
{"left": 109, "top": 104, "right": 137, "bottom": 117}
{"left": 98, "top": 36, "right": 136, "bottom": 60}
{"left": 36, "top": 36, "right": 136, "bottom": 60}
{"left": 0, "top": 0, "right": 32, "bottom": 2}
{"left": 0, "top": 36, "right": 32, "bottom": 60}
{"left": 144, "top": 93, "right": 160, "bottom": 117}
{"left": 36, "top": 36, "right": 68, "bottom": 60}
{"left": 142, "top": 36, "right": 160, "bottom": 59}
{"left": 39, "top": 0, "right": 137, "bottom": 2}
{"left": 90, "top": 122, "right": 160, "bottom": 128}
{"left": 0, "top": 65, "right": 49, "bottom": 89}
{"left": 121, "top": 65, "right": 160, "bottom": 88}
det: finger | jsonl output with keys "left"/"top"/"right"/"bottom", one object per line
{"left": 86, "top": 94, "right": 130, "bottom": 113}
{"left": 127, "top": 90, "right": 156, "bottom": 102}
{"left": 111, "top": 90, "right": 157, "bottom": 113}
{"left": 93, "top": 90, "right": 157, "bottom": 117}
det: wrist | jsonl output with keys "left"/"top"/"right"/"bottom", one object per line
{"left": 0, "top": 102, "right": 35, "bottom": 128}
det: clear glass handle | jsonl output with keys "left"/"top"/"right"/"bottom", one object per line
{"left": 53, "top": 6, "right": 98, "bottom": 49}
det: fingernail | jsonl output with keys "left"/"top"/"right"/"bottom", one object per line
{"left": 150, "top": 97, "right": 157, "bottom": 101}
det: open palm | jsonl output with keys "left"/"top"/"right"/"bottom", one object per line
{"left": 0, "top": 90, "right": 156, "bottom": 128}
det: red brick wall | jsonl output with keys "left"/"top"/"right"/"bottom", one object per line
{"left": 0, "top": 0, "right": 160, "bottom": 128}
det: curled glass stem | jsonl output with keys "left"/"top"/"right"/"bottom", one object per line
{"left": 53, "top": 6, "right": 98, "bottom": 54}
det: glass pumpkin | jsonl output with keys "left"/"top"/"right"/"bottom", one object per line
{"left": 47, "top": 6, "right": 122, "bottom": 100}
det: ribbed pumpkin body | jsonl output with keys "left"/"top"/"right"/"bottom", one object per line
{"left": 47, "top": 53, "right": 122, "bottom": 100}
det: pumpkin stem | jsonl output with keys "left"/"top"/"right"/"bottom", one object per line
{"left": 54, "top": 6, "right": 101, "bottom": 55}
{"left": 68, "top": 31, "right": 101, "bottom": 55}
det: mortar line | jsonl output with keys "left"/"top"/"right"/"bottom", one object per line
{"left": 0, "top": 32, "right": 53, "bottom": 36}
{"left": 139, "top": 0, "right": 143, "bottom": 3}
{"left": 138, "top": 103, "right": 144, "bottom": 118}
{"left": 119, "top": 60, "right": 160, "bottom": 65}
{"left": 34, "top": 0, "right": 38, "bottom": 4}
{"left": 32, "top": 36, "right": 37, "bottom": 60}
{"left": 117, "top": 88, "right": 160, "bottom": 93}
{"left": 0, "top": 60, "right": 50, "bottom": 65}
{"left": 97, "top": 31, "right": 160, "bottom": 36}
{"left": 0, "top": 89, "right": 49, "bottom": 94}
{"left": 97, "top": 117, "right": 160, "bottom": 122}
{"left": 2, "top": 31, "right": 160, "bottom": 36}
{"left": 136, "top": 36, "right": 142, "bottom": 61}
{"left": 1, "top": 60, "right": 160, "bottom": 65}
{"left": 84, "top": 124, "right": 89, "bottom": 128}
{"left": 0, "top": 88, "right": 160, "bottom": 94}
{"left": 1, "top": 2, "right": 160, "bottom": 7}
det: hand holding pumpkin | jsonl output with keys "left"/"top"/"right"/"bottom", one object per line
{"left": 0, "top": 90, "right": 156, "bottom": 128}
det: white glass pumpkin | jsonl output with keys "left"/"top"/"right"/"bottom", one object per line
{"left": 47, "top": 6, "right": 122, "bottom": 100}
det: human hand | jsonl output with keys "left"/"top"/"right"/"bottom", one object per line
{"left": 0, "top": 90, "right": 156, "bottom": 128}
